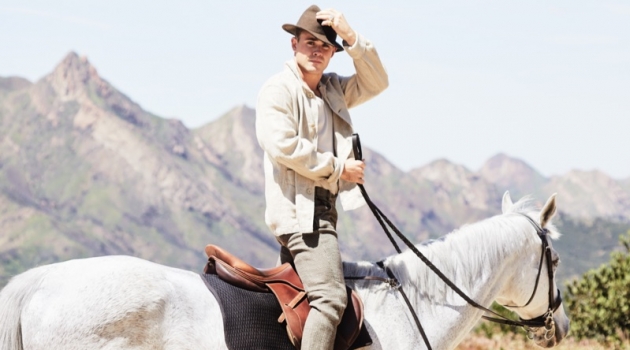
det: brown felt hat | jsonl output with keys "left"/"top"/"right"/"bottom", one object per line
{"left": 282, "top": 5, "right": 344, "bottom": 52}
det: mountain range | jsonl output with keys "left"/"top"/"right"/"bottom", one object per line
{"left": 1, "top": 52, "right": 629, "bottom": 288}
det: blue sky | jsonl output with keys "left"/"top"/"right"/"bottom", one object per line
{"left": 1, "top": 1, "right": 629, "bottom": 179}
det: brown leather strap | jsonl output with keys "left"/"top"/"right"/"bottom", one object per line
{"left": 376, "top": 261, "right": 432, "bottom": 350}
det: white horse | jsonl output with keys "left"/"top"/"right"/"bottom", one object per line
{"left": 0, "top": 192, "right": 570, "bottom": 350}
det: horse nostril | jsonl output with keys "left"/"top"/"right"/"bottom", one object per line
{"left": 535, "top": 336, "right": 556, "bottom": 348}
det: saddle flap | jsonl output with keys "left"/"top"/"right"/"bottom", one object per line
{"left": 268, "top": 282, "right": 310, "bottom": 347}
{"left": 335, "top": 289, "right": 365, "bottom": 350}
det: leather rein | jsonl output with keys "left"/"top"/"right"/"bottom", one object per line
{"left": 347, "top": 134, "right": 562, "bottom": 349}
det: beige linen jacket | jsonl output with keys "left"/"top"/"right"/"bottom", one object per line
{"left": 256, "top": 33, "right": 388, "bottom": 236}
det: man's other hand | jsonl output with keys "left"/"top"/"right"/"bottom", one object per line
{"left": 341, "top": 159, "right": 365, "bottom": 184}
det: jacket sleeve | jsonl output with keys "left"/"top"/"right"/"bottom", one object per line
{"left": 256, "top": 84, "right": 344, "bottom": 184}
{"left": 339, "top": 32, "right": 389, "bottom": 109}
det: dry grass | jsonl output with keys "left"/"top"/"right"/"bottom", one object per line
{"left": 456, "top": 333, "right": 629, "bottom": 350}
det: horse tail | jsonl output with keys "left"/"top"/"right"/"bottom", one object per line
{"left": 0, "top": 265, "right": 50, "bottom": 350}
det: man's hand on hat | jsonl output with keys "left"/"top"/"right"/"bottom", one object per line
{"left": 316, "top": 8, "right": 356, "bottom": 47}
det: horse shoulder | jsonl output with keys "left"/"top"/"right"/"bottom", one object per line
{"left": 351, "top": 285, "right": 426, "bottom": 350}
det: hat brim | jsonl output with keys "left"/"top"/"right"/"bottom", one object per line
{"left": 282, "top": 24, "right": 344, "bottom": 52}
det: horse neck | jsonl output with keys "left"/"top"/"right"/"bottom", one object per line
{"left": 385, "top": 215, "right": 535, "bottom": 346}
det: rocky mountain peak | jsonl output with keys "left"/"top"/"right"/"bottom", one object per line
{"left": 194, "top": 104, "right": 262, "bottom": 192}
{"left": 547, "top": 169, "right": 630, "bottom": 221}
{"left": 479, "top": 153, "right": 547, "bottom": 196}
{"left": 0, "top": 76, "right": 32, "bottom": 92}
{"left": 232, "top": 105, "right": 255, "bottom": 130}
{"left": 413, "top": 158, "right": 473, "bottom": 183}
{"left": 232, "top": 103, "right": 251, "bottom": 118}
{"left": 479, "top": 153, "right": 537, "bottom": 180}
{"left": 409, "top": 158, "right": 499, "bottom": 213}
{"left": 46, "top": 51, "right": 103, "bottom": 99}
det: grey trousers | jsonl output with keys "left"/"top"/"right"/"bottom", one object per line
{"left": 277, "top": 188, "right": 348, "bottom": 350}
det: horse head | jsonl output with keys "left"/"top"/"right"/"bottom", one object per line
{"left": 497, "top": 191, "right": 570, "bottom": 348}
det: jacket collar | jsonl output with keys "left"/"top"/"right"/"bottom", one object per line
{"left": 285, "top": 59, "right": 314, "bottom": 96}
{"left": 284, "top": 59, "right": 353, "bottom": 127}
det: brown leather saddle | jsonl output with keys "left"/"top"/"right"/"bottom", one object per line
{"left": 204, "top": 244, "right": 365, "bottom": 350}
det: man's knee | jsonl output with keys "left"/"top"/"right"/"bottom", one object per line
{"left": 308, "top": 281, "right": 348, "bottom": 324}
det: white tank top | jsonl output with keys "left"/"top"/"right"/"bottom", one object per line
{"left": 314, "top": 95, "right": 338, "bottom": 194}
{"left": 315, "top": 96, "right": 333, "bottom": 154}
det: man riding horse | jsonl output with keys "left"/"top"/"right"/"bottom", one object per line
{"left": 255, "top": 5, "right": 389, "bottom": 349}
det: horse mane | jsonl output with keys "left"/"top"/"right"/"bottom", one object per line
{"left": 343, "top": 195, "right": 561, "bottom": 311}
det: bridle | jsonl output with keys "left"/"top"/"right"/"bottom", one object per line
{"left": 348, "top": 134, "right": 563, "bottom": 349}
{"left": 492, "top": 213, "right": 563, "bottom": 341}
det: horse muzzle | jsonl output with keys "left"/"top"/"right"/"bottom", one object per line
{"left": 528, "top": 305, "right": 570, "bottom": 348}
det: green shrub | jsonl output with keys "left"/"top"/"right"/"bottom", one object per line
{"left": 474, "top": 302, "right": 525, "bottom": 340}
{"left": 565, "top": 230, "right": 630, "bottom": 347}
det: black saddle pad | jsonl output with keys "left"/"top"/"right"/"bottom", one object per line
{"left": 200, "top": 273, "right": 372, "bottom": 350}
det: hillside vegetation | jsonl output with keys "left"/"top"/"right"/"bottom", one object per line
{"left": 565, "top": 230, "right": 630, "bottom": 347}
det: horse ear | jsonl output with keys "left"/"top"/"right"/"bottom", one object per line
{"left": 502, "top": 191, "right": 513, "bottom": 214}
{"left": 540, "top": 193, "right": 557, "bottom": 227}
